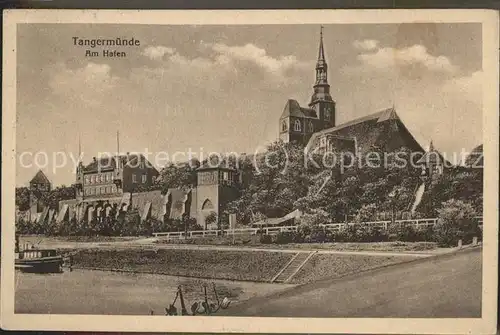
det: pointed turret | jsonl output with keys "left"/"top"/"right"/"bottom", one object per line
{"left": 315, "top": 26, "right": 328, "bottom": 85}
{"left": 309, "top": 26, "right": 336, "bottom": 129}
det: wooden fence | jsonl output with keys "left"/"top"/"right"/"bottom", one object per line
{"left": 152, "top": 217, "right": 483, "bottom": 239}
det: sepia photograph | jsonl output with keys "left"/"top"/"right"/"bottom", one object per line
{"left": 1, "top": 9, "right": 498, "bottom": 334}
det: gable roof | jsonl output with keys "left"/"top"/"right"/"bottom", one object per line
{"left": 30, "top": 170, "right": 51, "bottom": 185}
{"left": 306, "top": 107, "right": 424, "bottom": 154}
{"left": 82, "top": 153, "right": 159, "bottom": 174}
{"left": 281, "top": 99, "right": 318, "bottom": 119}
{"left": 464, "top": 144, "right": 483, "bottom": 167}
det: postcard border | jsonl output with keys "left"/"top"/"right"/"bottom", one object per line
{"left": 2, "top": 9, "right": 499, "bottom": 334}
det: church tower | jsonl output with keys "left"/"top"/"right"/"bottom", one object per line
{"left": 309, "top": 27, "right": 336, "bottom": 130}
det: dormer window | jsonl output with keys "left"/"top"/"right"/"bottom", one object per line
{"left": 281, "top": 120, "right": 287, "bottom": 132}
{"left": 294, "top": 120, "right": 301, "bottom": 132}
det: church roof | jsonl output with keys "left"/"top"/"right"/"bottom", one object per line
{"left": 30, "top": 170, "right": 51, "bottom": 185}
{"left": 306, "top": 107, "right": 424, "bottom": 154}
{"left": 281, "top": 99, "right": 318, "bottom": 119}
{"left": 464, "top": 144, "right": 483, "bottom": 167}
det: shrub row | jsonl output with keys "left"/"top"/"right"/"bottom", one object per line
{"left": 259, "top": 223, "right": 481, "bottom": 247}
{"left": 16, "top": 212, "right": 203, "bottom": 237}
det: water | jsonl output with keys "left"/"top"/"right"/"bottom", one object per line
{"left": 15, "top": 269, "right": 293, "bottom": 315}
{"left": 411, "top": 183, "right": 425, "bottom": 214}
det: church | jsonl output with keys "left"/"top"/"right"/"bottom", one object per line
{"left": 279, "top": 28, "right": 426, "bottom": 161}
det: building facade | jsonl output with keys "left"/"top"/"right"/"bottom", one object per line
{"left": 75, "top": 153, "right": 159, "bottom": 200}
{"left": 196, "top": 164, "right": 239, "bottom": 229}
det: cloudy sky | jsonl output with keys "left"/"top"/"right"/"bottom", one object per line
{"left": 16, "top": 23, "right": 482, "bottom": 187}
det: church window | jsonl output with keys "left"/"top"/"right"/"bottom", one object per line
{"left": 142, "top": 174, "right": 147, "bottom": 183}
{"left": 325, "top": 109, "right": 331, "bottom": 120}
{"left": 202, "top": 199, "right": 214, "bottom": 210}
{"left": 308, "top": 121, "right": 314, "bottom": 132}
{"left": 281, "top": 120, "right": 287, "bottom": 132}
{"left": 132, "top": 174, "right": 137, "bottom": 183}
{"left": 294, "top": 120, "right": 301, "bottom": 132}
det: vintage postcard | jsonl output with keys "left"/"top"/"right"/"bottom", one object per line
{"left": 1, "top": 9, "right": 498, "bottom": 334}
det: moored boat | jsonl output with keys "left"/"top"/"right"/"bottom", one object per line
{"left": 15, "top": 235, "right": 63, "bottom": 273}
{"left": 15, "top": 249, "right": 64, "bottom": 273}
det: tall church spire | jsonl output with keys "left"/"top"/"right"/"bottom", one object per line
{"left": 318, "top": 26, "right": 326, "bottom": 63}
{"left": 315, "top": 26, "right": 328, "bottom": 86}
{"left": 310, "top": 26, "right": 333, "bottom": 106}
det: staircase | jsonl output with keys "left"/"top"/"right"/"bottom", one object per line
{"left": 271, "top": 251, "right": 316, "bottom": 283}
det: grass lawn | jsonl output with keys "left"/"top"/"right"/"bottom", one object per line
{"left": 290, "top": 253, "right": 422, "bottom": 284}
{"left": 71, "top": 248, "right": 293, "bottom": 282}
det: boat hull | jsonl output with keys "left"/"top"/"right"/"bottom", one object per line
{"left": 15, "top": 256, "right": 63, "bottom": 273}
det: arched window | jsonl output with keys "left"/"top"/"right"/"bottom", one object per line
{"left": 325, "top": 108, "right": 331, "bottom": 121}
{"left": 294, "top": 120, "right": 301, "bottom": 132}
{"left": 308, "top": 121, "right": 314, "bottom": 132}
{"left": 281, "top": 120, "right": 287, "bottom": 132}
{"left": 202, "top": 199, "right": 214, "bottom": 210}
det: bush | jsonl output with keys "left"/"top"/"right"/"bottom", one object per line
{"left": 332, "top": 225, "right": 357, "bottom": 242}
{"left": 275, "top": 232, "right": 296, "bottom": 244}
{"left": 309, "top": 225, "right": 332, "bottom": 243}
{"left": 354, "top": 204, "right": 378, "bottom": 223}
{"left": 395, "top": 226, "right": 420, "bottom": 242}
{"left": 260, "top": 234, "right": 273, "bottom": 244}
{"left": 434, "top": 199, "right": 480, "bottom": 247}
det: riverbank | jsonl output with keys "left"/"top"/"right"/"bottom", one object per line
{"left": 66, "top": 248, "right": 423, "bottom": 284}
{"left": 70, "top": 248, "right": 293, "bottom": 282}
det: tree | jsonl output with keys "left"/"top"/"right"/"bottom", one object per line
{"left": 227, "top": 140, "right": 320, "bottom": 224}
{"left": 40, "top": 186, "right": 76, "bottom": 210}
{"left": 205, "top": 212, "right": 217, "bottom": 229}
{"left": 15, "top": 187, "right": 31, "bottom": 211}
{"left": 434, "top": 199, "right": 480, "bottom": 247}
{"left": 157, "top": 159, "right": 200, "bottom": 192}
{"left": 354, "top": 204, "right": 378, "bottom": 223}
{"left": 417, "top": 166, "right": 483, "bottom": 217}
